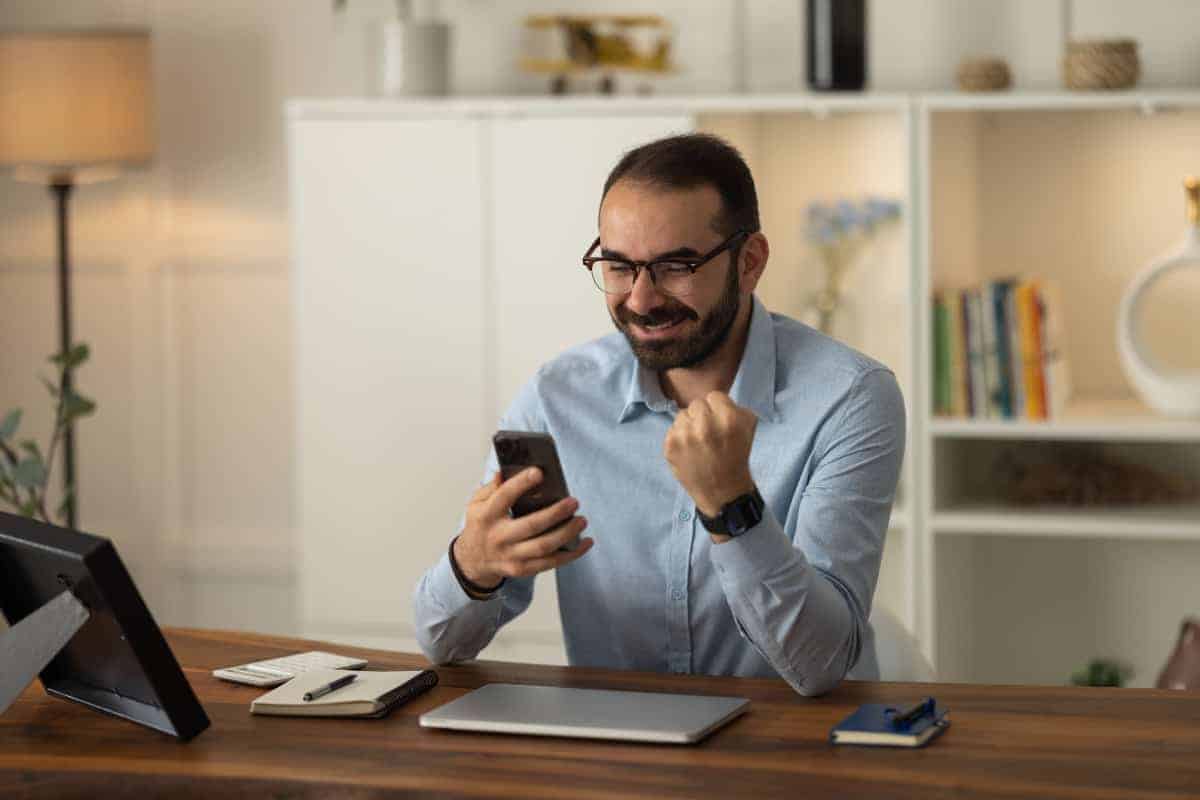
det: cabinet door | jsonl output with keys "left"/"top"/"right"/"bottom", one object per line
{"left": 489, "top": 114, "right": 696, "bottom": 421}
{"left": 291, "top": 118, "right": 487, "bottom": 640}
{"left": 487, "top": 114, "right": 694, "bottom": 650}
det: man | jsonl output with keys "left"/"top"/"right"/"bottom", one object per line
{"left": 413, "top": 133, "right": 905, "bottom": 696}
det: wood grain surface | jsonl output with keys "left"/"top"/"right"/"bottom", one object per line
{"left": 2, "top": 628, "right": 1198, "bottom": 798}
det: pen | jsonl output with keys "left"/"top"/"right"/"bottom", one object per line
{"left": 888, "top": 697, "right": 935, "bottom": 727}
{"left": 303, "top": 672, "right": 356, "bottom": 702}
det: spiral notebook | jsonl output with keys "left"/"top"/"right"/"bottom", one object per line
{"left": 250, "top": 668, "right": 438, "bottom": 718}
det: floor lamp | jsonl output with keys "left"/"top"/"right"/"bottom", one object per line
{"left": 0, "top": 30, "right": 155, "bottom": 529}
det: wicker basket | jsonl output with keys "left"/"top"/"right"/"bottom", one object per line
{"left": 956, "top": 57, "right": 1012, "bottom": 92}
{"left": 1063, "top": 38, "right": 1140, "bottom": 90}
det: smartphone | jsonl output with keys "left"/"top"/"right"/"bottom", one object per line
{"left": 492, "top": 430, "right": 578, "bottom": 551}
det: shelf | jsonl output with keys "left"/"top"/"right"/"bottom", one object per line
{"left": 929, "top": 397, "right": 1200, "bottom": 442}
{"left": 933, "top": 505, "right": 1200, "bottom": 541}
{"left": 921, "top": 90, "right": 1200, "bottom": 112}
{"left": 286, "top": 93, "right": 910, "bottom": 121}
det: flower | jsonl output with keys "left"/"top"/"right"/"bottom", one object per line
{"left": 801, "top": 196, "right": 902, "bottom": 335}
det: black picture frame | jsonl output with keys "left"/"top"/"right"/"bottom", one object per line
{"left": 0, "top": 511, "right": 210, "bottom": 740}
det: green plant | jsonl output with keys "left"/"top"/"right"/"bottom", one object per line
{"left": 0, "top": 344, "right": 95, "bottom": 525}
{"left": 1071, "top": 658, "right": 1131, "bottom": 688}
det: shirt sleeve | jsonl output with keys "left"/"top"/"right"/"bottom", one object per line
{"left": 411, "top": 377, "right": 545, "bottom": 665}
{"left": 709, "top": 367, "right": 906, "bottom": 696}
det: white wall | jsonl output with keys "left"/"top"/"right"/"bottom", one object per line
{"left": 1, "top": 0, "right": 1198, "bottom": 641}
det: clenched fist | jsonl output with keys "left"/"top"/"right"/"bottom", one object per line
{"left": 663, "top": 391, "right": 758, "bottom": 519}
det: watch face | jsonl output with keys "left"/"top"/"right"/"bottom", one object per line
{"left": 726, "top": 490, "right": 765, "bottom": 537}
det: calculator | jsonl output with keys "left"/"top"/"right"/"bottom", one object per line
{"left": 212, "top": 651, "right": 369, "bottom": 687}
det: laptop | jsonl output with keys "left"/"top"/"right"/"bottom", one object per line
{"left": 419, "top": 683, "right": 749, "bottom": 744}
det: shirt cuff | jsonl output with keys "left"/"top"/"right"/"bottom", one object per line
{"left": 707, "top": 510, "right": 804, "bottom": 582}
{"left": 427, "top": 549, "right": 504, "bottom": 614}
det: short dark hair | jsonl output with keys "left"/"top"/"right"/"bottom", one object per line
{"left": 600, "top": 133, "right": 760, "bottom": 236}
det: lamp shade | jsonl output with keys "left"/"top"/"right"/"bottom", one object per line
{"left": 0, "top": 30, "right": 154, "bottom": 169}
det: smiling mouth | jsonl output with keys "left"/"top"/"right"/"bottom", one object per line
{"left": 632, "top": 317, "right": 687, "bottom": 337}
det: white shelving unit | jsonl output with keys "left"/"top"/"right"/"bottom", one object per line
{"left": 289, "top": 90, "right": 1200, "bottom": 684}
{"left": 917, "top": 90, "right": 1200, "bottom": 687}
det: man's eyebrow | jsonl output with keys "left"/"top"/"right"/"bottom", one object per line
{"left": 599, "top": 245, "right": 704, "bottom": 261}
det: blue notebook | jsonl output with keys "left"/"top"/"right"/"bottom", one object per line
{"left": 830, "top": 700, "right": 950, "bottom": 748}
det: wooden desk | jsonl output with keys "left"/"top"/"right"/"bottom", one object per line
{"left": 2, "top": 629, "right": 1198, "bottom": 798}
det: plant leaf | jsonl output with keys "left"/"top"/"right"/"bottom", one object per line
{"left": 19, "top": 499, "right": 39, "bottom": 518}
{"left": 63, "top": 391, "right": 97, "bottom": 421}
{"left": 49, "top": 343, "right": 90, "bottom": 370}
{"left": 13, "top": 456, "right": 47, "bottom": 489}
{"left": 40, "top": 376, "right": 60, "bottom": 398}
{"left": 19, "top": 440, "right": 42, "bottom": 459}
{"left": 0, "top": 409, "right": 20, "bottom": 440}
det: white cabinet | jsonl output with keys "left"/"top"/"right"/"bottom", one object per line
{"left": 291, "top": 117, "right": 489, "bottom": 642}
{"left": 290, "top": 108, "right": 693, "bottom": 657}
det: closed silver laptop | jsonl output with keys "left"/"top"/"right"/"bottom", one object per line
{"left": 419, "top": 683, "right": 750, "bottom": 744}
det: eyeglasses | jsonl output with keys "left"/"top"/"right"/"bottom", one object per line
{"left": 582, "top": 229, "right": 750, "bottom": 297}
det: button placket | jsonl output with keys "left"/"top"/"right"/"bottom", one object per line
{"left": 664, "top": 491, "right": 695, "bottom": 675}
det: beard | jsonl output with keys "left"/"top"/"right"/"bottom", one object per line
{"left": 611, "top": 260, "right": 742, "bottom": 372}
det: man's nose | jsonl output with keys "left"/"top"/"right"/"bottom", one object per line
{"left": 623, "top": 267, "right": 667, "bottom": 316}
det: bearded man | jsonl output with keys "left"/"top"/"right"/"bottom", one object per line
{"left": 412, "top": 133, "right": 905, "bottom": 696}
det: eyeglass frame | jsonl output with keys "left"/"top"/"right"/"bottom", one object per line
{"left": 581, "top": 228, "right": 752, "bottom": 297}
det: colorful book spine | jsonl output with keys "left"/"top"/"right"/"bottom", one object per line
{"left": 966, "top": 289, "right": 987, "bottom": 417}
{"left": 933, "top": 292, "right": 951, "bottom": 416}
{"left": 1005, "top": 284, "right": 1025, "bottom": 418}
{"left": 988, "top": 280, "right": 1015, "bottom": 418}
{"left": 1014, "top": 280, "right": 1047, "bottom": 419}
{"left": 949, "top": 288, "right": 968, "bottom": 418}
{"left": 1037, "top": 280, "right": 1072, "bottom": 418}
{"left": 977, "top": 286, "right": 1001, "bottom": 418}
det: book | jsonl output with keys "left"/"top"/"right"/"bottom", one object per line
{"left": 933, "top": 291, "right": 951, "bottom": 416}
{"left": 1004, "top": 284, "right": 1025, "bottom": 417}
{"left": 1037, "top": 280, "right": 1072, "bottom": 418}
{"left": 978, "top": 283, "right": 1001, "bottom": 418}
{"left": 965, "top": 288, "right": 987, "bottom": 417}
{"left": 1014, "top": 280, "right": 1047, "bottom": 419}
{"left": 989, "top": 279, "right": 1016, "bottom": 419}
{"left": 830, "top": 701, "right": 950, "bottom": 748}
{"left": 948, "top": 288, "right": 968, "bottom": 417}
{"left": 250, "top": 668, "right": 438, "bottom": 718}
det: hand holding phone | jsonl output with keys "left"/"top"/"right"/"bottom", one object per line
{"left": 492, "top": 431, "right": 573, "bottom": 523}
{"left": 450, "top": 432, "right": 592, "bottom": 590}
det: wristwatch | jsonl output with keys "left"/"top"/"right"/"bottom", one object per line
{"left": 696, "top": 487, "right": 765, "bottom": 537}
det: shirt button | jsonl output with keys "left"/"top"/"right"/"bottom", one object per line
{"left": 679, "top": 510, "right": 691, "bottom": 522}
{"left": 672, "top": 589, "right": 684, "bottom": 601}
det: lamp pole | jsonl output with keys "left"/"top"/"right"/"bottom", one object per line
{"left": 51, "top": 177, "right": 77, "bottom": 530}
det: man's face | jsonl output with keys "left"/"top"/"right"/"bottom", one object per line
{"left": 597, "top": 181, "right": 744, "bottom": 371}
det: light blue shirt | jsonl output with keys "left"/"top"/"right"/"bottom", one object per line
{"left": 413, "top": 296, "right": 906, "bottom": 695}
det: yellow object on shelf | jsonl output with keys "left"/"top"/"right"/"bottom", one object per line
{"left": 520, "top": 13, "right": 674, "bottom": 79}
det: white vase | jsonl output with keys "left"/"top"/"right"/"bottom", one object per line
{"left": 374, "top": 20, "right": 450, "bottom": 97}
{"left": 1117, "top": 198, "right": 1200, "bottom": 417}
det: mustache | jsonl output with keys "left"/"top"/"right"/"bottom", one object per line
{"left": 615, "top": 303, "right": 698, "bottom": 327}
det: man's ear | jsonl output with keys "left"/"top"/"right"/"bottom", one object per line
{"left": 739, "top": 232, "right": 769, "bottom": 294}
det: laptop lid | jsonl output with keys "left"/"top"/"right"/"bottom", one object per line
{"left": 419, "top": 683, "right": 749, "bottom": 744}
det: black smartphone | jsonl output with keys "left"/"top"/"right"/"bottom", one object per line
{"left": 492, "top": 430, "right": 578, "bottom": 551}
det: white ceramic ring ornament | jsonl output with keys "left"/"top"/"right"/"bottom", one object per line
{"left": 1116, "top": 177, "right": 1200, "bottom": 417}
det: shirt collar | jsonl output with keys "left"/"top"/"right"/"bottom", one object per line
{"left": 617, "top": 295, "right": 779, "bottom": 424}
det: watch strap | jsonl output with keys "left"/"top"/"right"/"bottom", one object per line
{"left": 697, "top": 488, "right": 765, "bottom": 536}
{"left": 449, "top": 535, "right": 505, "bottom": 599}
